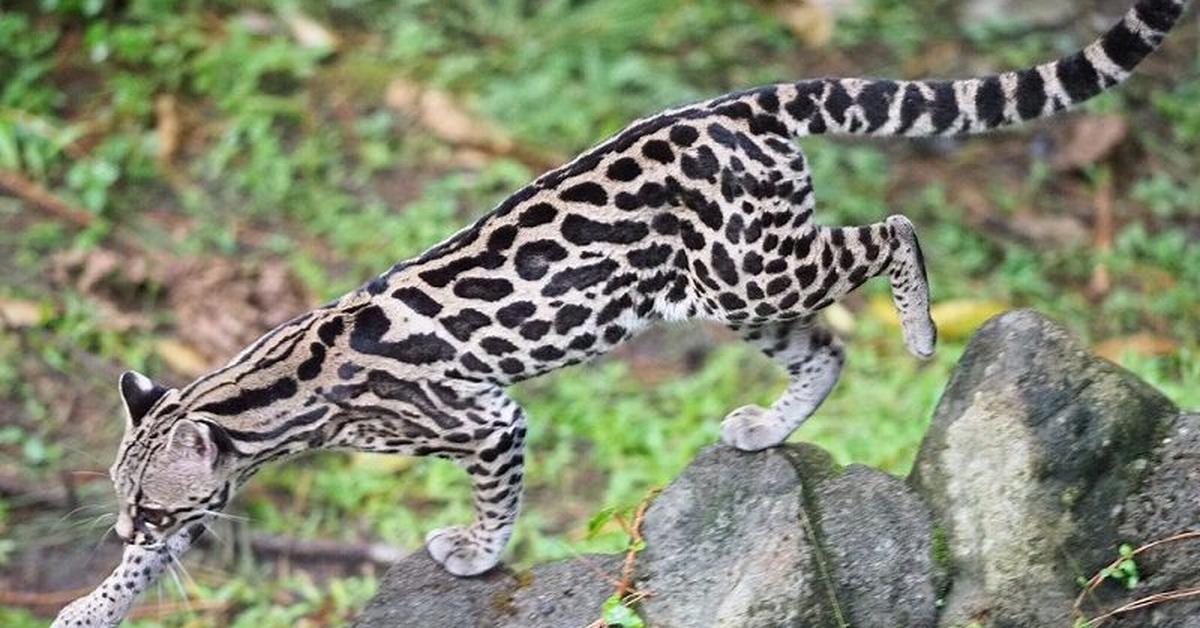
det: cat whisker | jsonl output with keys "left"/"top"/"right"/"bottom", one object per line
{"left": 201, "top": 521, "right": 225, "bottom": 546}
{"left": 202, "top": 509, "right": 251, "bottom": 523}
{"left": 84, "top": 512, "right": 116, "bottom": 534}
{"left": 165, "top": 560, "right": 190, "bottom": 610}
{"left": 170, "top": 551, "right": 198, "bottom": 592}
{"left": 88, "top": 525, "right": 115, "bottom": 565}
{"left": 53, "top": 502, "right": 110, "bottom": 528}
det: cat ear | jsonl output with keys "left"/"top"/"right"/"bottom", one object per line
{"left": 168, "top": 419, "right": 218, "bottom": 465}
{"left": 119, "top": 371, "right": 169, "bottom": 429}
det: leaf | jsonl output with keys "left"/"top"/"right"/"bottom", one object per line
{"left": 822, "top": 302, "right": 856, "bottom": 336}
{"left": 586, "top": 506, "right": 617, "bottom": 540}
{"left": 385, "top": 79, "right": 514, "bottom": 152}
{"left": 601, "top": 595, "right": 645, "bottom": 628}
{"left": 0, "top": 297, "right": 44, "bottom": 328}
{"left": 283, "top": 10, "right": 339, "bottom": 54}
{"left": 869, "top": 296, "right": 1008, "bottom": 341}
{"left": 1052, "top": 115, "right": 1129, "bottom": 171}
{"left": 349, "top": 452, "right": 417, "bottom": 473}
{"left": 155, "top": 338, "right": 210, "bottom": 377}
{"left": 930, "top": 300, "right": 1009, "bottom": 340}
{"left": 770, "top": 2, "right": 836, "bottom": 46}
{"left": 1094, "top": 334, "right": 1180, "bottom": 362}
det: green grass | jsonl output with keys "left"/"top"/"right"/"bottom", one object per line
{"left": 1, "top": 0, "right": 1197, "bottom": 625}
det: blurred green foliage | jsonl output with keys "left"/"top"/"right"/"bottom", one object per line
{"left": 0, "top": 0, "right": 1197, "bottom": 625}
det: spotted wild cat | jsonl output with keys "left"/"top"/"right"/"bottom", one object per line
{"left": 54, "top": 0, "right": 1192, "bottom": 624}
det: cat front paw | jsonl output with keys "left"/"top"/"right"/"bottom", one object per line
{"left": 425, "top": 526, "right": 501, "bottom": 577}
{"left": 721, "top": 405, "right": 789, "bottom": 452}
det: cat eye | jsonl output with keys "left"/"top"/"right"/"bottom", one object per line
{"left": 137, "top": 507, "right": 168, "bottom": 528}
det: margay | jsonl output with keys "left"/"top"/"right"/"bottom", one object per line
{"left": 54, "top": 0, "right": 1192, "bottom": 624}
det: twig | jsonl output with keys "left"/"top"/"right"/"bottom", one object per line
{"left": 0, "top": 587, "right": 97, "bottom": 608}
{"left": 0, "top": 467, "right": 90, "bottom": 510}
{"left": 0, "top": 168, "right": 94, "bottom": 227}
{"left": 1087, "top": 169, "right": 1114, "bottom": 298}
{"left": 1073, "top": 530, "right": 1200, "bottom": 611}
{"left": 615, "top": 488, "right": 660, "bottom": 599}
{"left": 1073, "top": 530, "right": 1200, "bottom": 626}
{"left": 584, "top": 488, "right": 662, "bottom": 628}
{"left": 126, "top": 597, "right": 229, "bottom": 620}
{"left": 1083, "top": 586, "right": 1200, "bottom": 626}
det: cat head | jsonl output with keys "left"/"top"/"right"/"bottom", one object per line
{"left": 109, "top": 371, "right": 234, "bottom": 545}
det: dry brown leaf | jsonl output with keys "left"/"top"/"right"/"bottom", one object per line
{"left": 1052, "top": 114, "right": 1129, "bottom": 171}
{"left": 1008, "top": 212, "right": 1090, "bottom": 248}
{"left": 283, "top": 10, "right": 338, "bottom": 52}
{"left": 165, "top": 258, "right": 312, "bottom": 362}
{"left": 822, "top": 302, "right": 856, "bottom": 336}
{"left": 1094, "top": 334, "right": 1180, "bottom": 362}
{"left": 155, "top": 339, "right": 211, "bottom": 377}
{"left": 869, "top": 296, "right": 1008, "bottom": 341}
{"left": 0, "top": 298, "right": 43, "bottom": 328}
{"left": 52, "top": 247, "right": 312, "bottom": 364}
{"left": 773, "top": 3, "right": 836, "bottom": 46}
{"left": 386, "top": 80, "right": 514, "bottom": 152}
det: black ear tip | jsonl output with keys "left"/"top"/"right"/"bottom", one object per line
{"left": 120, "top": 370, "right": 154, "bottom": 393}
{"left": 119, "top": 370, "right": 168, "bottom": 427}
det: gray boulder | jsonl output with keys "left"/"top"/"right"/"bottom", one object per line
{"left": 354, "top": 552, "right": 619, "bottom": 627}
{"left": 355, "top": 445, "right": 937, "bottom": 628}
{"left": 911, "top": 309, "right": 1180, "bottom": 627}
{"left": 637, "top": 445, "right": 937, "bottom": 628}
{"left": 1107, "top": 411, "right": 1200, "bottom": 628}
{"left": 353, "top": 552, "right": 517, "bottom": 626}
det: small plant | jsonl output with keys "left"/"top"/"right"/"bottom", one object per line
{"left": 1099, "top": 544, "right": 1140, "bottom": 591}
{"left": 585, "top": 489, "right": 660, "bottom": 628}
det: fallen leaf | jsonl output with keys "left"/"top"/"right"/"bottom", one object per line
{"left": 386, "top": 80, "right": 513, "bottom": 152}
{"left": 822, "top": 302, "right": 857, "bottom": 336}
{"left": 1052, "top": 115, "right": 1129, "bottom": 171}
{"left": 932, "top": 300, "right": 1009, "bottom": 340}
{"left": 1008, "top": 211, "right": 1089, "bottom": 248}
{"left": 350, "top": 452, "right": 417, "bottom": 473}
{"left": 869, "top": 296, "right": 1008, "bottom": 341}
{"left": 773, "top": 3, "right": 836, "bottom": 46}
{"left": 1094, "top": 334, "right": 1180, "bottom": 362}
{"left": 155, "top": 338, "right": 211, "bottom": 377}
{"left": 0, "top": 298, "right": 44, "bottom": 328}
{"left": 283, "top": 10, "right": 338, "bottom": 53}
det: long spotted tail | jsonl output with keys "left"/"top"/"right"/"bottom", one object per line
{"left": 773, "top": 0, "right": 1190, "bottom": 138}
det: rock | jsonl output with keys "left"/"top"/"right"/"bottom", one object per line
{"left": 635, "top": 446, "right": 834, "bottom": 627}
{"left": 353, "top": 551, "right": 620, "bottom": 627}
{"left": 911, "top": 310, "right": 1179, "bottom": 627}
{"left": 358, "top": 445, "right": 937, "bottom": 628}
{"left": 357, "top": 309, "right": 1195, "bottom": 628}
{"left": 1107, "top": 412, "right": 1200, "bottom": 628}
{"left": 506, "top": 555, "right": 623, "bottom": 628}
{"left": 353, "top": 552, "right": 517, "bottom": 626}
{"left": 637, "top": 445, "right": 937, "bottom": 627}
{"left": 814, "top": 464, "right": 941, "bottom": 627}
